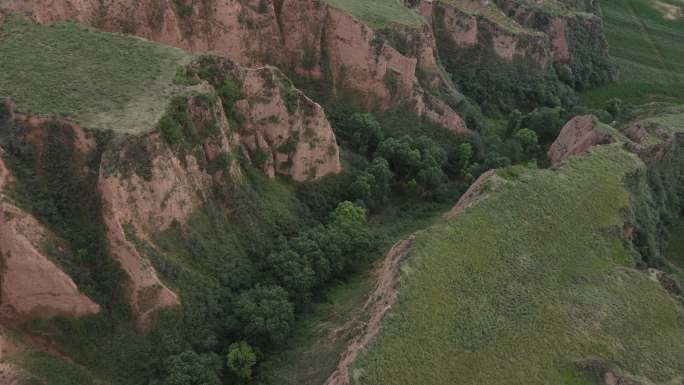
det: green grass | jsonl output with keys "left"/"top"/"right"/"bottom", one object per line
{"left": 0, "top": 14, "right": 193, "bottom": 133}
{"left": 352, "top": 145, "right": 684, "bottom": 385}
{"left": 580, "top": 0, "right": 684, "bottom": 106}
{"left": 322, "top": 0, "right": 425, "bottom": 29}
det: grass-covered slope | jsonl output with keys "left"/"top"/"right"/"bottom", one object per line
{"left": 352, "top": 144, "right": 684, "bottom": 384}
{"left": 581, "top": 0, "right": 684, "bottom": 105}
{"left": 322, "top": 0, "right": 425, "bottom": 29}
{"left": 0, "top": 14, "right": 191, "bottom": 132}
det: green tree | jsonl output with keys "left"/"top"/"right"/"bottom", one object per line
{"left": 336, "top": 112, "right": 384, "bottom": 154}
{"left": 513, "top": 128, "right": 538, "bottom": 154}
{"left": 330, "top": 201, "right": 367, "bottom": 227}
{"left": 266, "top": 249, "right": 316, "bottom": 303}
{"left": 605, "top": 98, "right": 622, "bottom": 120}
{"left": 349, "top": 172, "right": 375, "bottom": 203}
{"left": 234, "top": 285, "right": 295, "bottom": 345}
{"left": 505, "top": 109, "right": 522, "bottom": 139}
{"left": 227, "top": 341, "right": 257, "bottom": 382}
{"left": 376, "top": 135, "right": 447, "bottom": 192}
{"left": 164, "top": 350, "right": 222, "bottom": 385}
{"left": 367, "top": 157, "right": 394, "bottom": 204}
{"left": 452, "top": 143, "right": 473, "bottom": 177}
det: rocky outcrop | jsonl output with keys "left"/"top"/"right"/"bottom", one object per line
{"left": 444, "top": 169, "right": 496, "bottom": 221}
{"left": 424, "top": 0, "right": 550, "bottom": 66}
{"left": 0, "top": 0, "right": 468, "bottom": 133}
{"left": 0, "top": 148, "right": 99, "bottom": 322}
{"left": 189, "top": 55, "right": 343, "bottom": 180}
{"left": 548, "top": 115, "right": 615, "bottom": 166}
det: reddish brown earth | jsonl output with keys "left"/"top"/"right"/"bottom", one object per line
{"left": 444, "top": 169, "right": 497, "bottom": 221}
{"left": 420, "top": 0, "right": 550, "bottom": 66}
{"left": 547, "top": 115, "right": 615, "bottom": 166}
{"left": 324, "top": 236, "right": 414, "bottom": 385}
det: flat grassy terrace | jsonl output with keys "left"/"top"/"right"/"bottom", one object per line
{"left": 0, "top": 14, "right": 192, "bottom": 133}
{"left": 322, "top": 0, "right": 425, "bottom": 29}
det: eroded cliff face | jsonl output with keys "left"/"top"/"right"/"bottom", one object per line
{"left": 493, "top": 0, "right": 612, "bottom": 82}
{"left": 0, "top": 104, "right": 100, "bottom": 323}
{"left": 0, "top": 0, "right": 468, "bottom": 133}
{"left": 0, "top": 55, "right": 341, "bottom": 326}
{"left": 190, "top": 56, "right": 342, "bottom": 180}
{"left": 420, "top": 0, "right": 550, "bottom": 66}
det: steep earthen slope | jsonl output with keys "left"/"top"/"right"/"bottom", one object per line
{"left": 0, "top": 105, "right": 100, "bottom": 323}
{"left": 0, "top": 0, "right": 468, "bottom": 133}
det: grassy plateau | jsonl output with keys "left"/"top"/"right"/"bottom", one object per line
{"left": 352, "top": 144, "right": 684, "bottom": 385}
{"left": 0, "top": 14, "right": 192, "bottom": 133}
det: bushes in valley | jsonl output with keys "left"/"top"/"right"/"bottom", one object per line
{"left": 164, "top": 351, "right": 223, "bottom": 385}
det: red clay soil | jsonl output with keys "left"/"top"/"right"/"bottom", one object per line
{"left": 324, "top": 236, "right": 414, "bottom": 385}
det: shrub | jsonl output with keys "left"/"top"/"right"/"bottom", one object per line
{"left": 164, "top": 351, "right": 222, "bottom": 385}
{"left": 217, "top": 79, "right": 244, "bottom": 113}
{"left": 227, "top": 341, "right": 258, "bottom": 381}
{"left": 234, "top": 285, "right": 295, "bottom": 346}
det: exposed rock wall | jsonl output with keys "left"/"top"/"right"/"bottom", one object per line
{"left": 424, "top": 0, "right": 550, "bottom": 66}
{"left": 0, "top": 0, "right": 468, "bottom": 133}
{"left": 493, "top": 0, "right": 613, "bottom": 85}
{"left": 547, "top": 115, "right": 615, "bottom": 166}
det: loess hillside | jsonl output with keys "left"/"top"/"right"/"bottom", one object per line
{"left": 0, "top": 1, "right": 683, "bottom": 385}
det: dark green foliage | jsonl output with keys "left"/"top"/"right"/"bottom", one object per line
{"left": 433, "top": 8, "right": 577, "bottom": 115}
{"left": 373, "top": 27, "right": 409, "bottom": 56}
{"left": 250, "top": 147, "right": 269, "bottom": 169}
{"left": 383, "top": 70, "right": 399, "bottom": 98}
{"left": 158, "top": 96, "right": 195, "bottom": 144}
{"left": 282, "top": 86, "right": 299, "bottom": 114}
{"left": 277, "top": 134, "right": 299, "bottom": 155}
{"left": 227, "top": 341, "right": 258, "bottom": 382}
{"left": 376, "top": 135, "right": 448, "bottom": 193}
{"left": 522, "top": 107, "right": 564, "bottom": 145}
{"left": 233, "top": 285, "right": 295, "bottom": 346}
{"left": 266, "top": 248, "right": 316, "bottom": 303}
{"left": 217, "top": 79, "right": 244, "bottom": 112}
{"left": 174, "top": 67, "right": 201, "bottom": 86}
{"left": 164, "top": 350, "right": 222, "bottom": 385}
{"left": 333, "top": 112, "right": 384, "bottom": 156}
{"left": 207, "top": 152, "right": 233, "bottom": 174}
